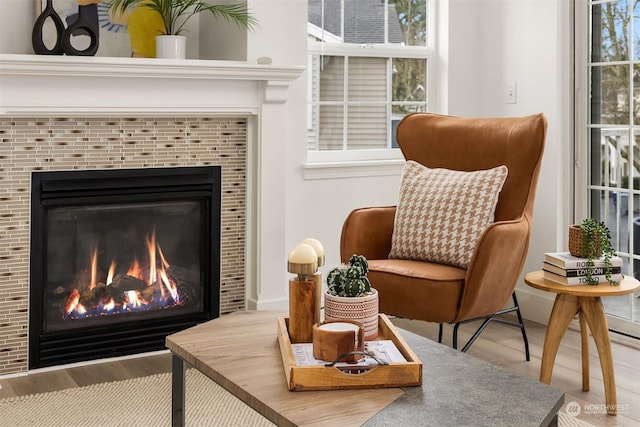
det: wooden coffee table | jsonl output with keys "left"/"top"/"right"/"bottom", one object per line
{"left": 525, "top": 271, "right": 640, "bottom": 416}
{"left": 166, "top": 310, "right": 563, "bottom": 427}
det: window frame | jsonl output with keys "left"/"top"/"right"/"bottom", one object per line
{"left": 576, "top": 0, "right": 640, "bottom": 337}
{"left": 304, "top": 0, "right": 435, "bottom": 177}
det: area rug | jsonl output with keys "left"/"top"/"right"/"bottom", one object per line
{"left": 0, "top": 369, "right": 275, "bottom": 427}
{"left": 0, "top": 369, "right": 594, "bottom": 427}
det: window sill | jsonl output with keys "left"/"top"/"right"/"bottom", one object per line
{"left": 302, "top": 159, "right": 405, "bottom": 180}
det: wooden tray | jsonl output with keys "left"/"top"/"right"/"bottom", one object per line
{"left": 277, "top": 313, "right": 422, "bottom": 391}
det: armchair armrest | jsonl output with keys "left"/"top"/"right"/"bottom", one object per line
{"left": 456, "top": 216, "right": 531, "bottom": 321}
{"left": 340, "top": 206, "right": 396, "bottom": 263}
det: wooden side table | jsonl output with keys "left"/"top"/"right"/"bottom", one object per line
{"left": 524, "top": 270, "right": 640, "bottom": 415}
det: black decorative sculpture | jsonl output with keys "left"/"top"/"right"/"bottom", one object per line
{"left": 32, "top": 0, "right": 65, "bottom": 55}
{"left": 61, "top": 4, "right": 99, "bottom": 56}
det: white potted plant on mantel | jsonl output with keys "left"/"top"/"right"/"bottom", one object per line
{"left": 108, "top": 0, "right": 258, "bottom": 59}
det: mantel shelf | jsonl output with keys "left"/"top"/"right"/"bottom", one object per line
{"left": 0, "top": 54, "right": 304, "bottom": 81}
{"left": 0, "top": 54, "right": 304, "bottom": 116}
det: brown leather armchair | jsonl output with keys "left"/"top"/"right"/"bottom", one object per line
{"left": 340, "top": 113, "right": 547, "bottom": 359}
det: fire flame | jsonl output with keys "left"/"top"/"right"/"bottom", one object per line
{"left": 157, "top": 243, "right": 170, "bottom": 269}
{"left": 64, "top": 288, "right": 81, "bottom": 315}
{"left": 106, "top": 260, "right": 116, "bottom": 286}
{"left": 89, "top": 247, "right": 98, "bottom": 291}
{"left": 146, "top": 230, "right": 157, "bottom": 285}
{"left": 160, "top": 269, "right": 180, "bottom": 303}
{"left": 124, "top": 290, "right": 143, "bottom": 309}
{"left": 127, "top": 258, "right": 142, "bottom": 280}
{"left": 103, "top": 298, "right": 115, "bottom": 312}
{"left": 63, "top": 228, "right": 181, "bottom": 319}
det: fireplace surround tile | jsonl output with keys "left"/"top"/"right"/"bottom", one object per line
{"left": 0, "top": 116, "right": 247, "bottom": 374}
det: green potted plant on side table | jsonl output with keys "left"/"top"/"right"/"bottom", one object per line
{"left": 568, "top": 218, "right": 620, "bottom": 285}
{"left": 108, "top": 0, "right": 258, "bottom": 58}
{"left": 325, "top": 254, "right": 379, "bottom": 339}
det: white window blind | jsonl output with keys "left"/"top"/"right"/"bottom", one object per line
{"left": 307, "top": 0, "right": 430, "bottom": 156}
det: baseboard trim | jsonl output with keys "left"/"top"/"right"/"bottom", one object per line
{"left": 246, "top": 296, "right": 288, "bottom": 311}
{"left": 515, "top": 284, "right": 555, "bottom": 326}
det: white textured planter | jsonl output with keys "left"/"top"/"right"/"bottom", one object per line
{"left": 156, "top": 35, "right": 186, "bottom": 59}
{"left": 324, "top": 289, "right": 378, "bottom": 340}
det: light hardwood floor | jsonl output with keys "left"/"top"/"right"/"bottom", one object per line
{"left": 0, "top": 317, "right": 638, "bottom": 426}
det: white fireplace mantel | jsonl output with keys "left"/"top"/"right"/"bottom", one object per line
{"left": 0, "top": 53, "right": 305, "bottom": 311}
{"left": 0, "top": 54, "right": 303, "bottom": 116}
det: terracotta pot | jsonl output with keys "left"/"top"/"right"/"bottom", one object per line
{"left": 323, "top": 289, "right": 378, "bottom": 340}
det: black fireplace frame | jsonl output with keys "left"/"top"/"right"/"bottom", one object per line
{"left": 29, "top": 166, "right": 221, "bottom": 369}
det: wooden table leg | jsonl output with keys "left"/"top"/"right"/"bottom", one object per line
{"left": 172, "top": 354, "right": 186, "bottom": 427}
{"left": 540, "top": 294, "right": 580, "bottom": 384}
{"left": 579, "top": 312, "right": 589, "bottom": 392}
{"left": 579, "top": 296, "right": 617, "bottom": 416}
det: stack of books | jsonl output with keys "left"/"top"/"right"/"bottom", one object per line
{"left": 543, "top": 252, "right": 623, "bottom": 285}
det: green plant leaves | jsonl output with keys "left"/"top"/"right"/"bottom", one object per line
{"left": 107, "top": 0, "right": 258, "bottom": 36}
{"left": 579, "top": 218, "right": 620, "bottom": 286}
{"left": 326, "top": 255, "right": 372, "bottom": 296}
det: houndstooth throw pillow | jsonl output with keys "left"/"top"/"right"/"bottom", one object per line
{"left": 389, "top": 161, "right": 508, "bottom": 268}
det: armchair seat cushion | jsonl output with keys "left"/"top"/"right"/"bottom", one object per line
{"left": 368, "top": 259, "right": 466, "bottom": 323}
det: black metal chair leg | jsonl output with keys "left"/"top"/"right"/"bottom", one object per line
{"left": 452, "top": 322, "right": 460, "bottom": 349}
{"left": 446, "top": 291, "right": 530, "bottom": 361}
{"left": 511, "top": 292, "right": 530, "bottom": 361}
{"left": 460, "top": 317, "right": 492, "bottom": 352}
{"left": 438, "top": 323, "right": 443, "bottom": 343}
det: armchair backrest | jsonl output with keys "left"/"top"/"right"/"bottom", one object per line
{"left": 395, "top": 113, "right": 547, "bottom": 223}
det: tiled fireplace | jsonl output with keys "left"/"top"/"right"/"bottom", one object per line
{"left": 2, "top": 116, "right": 243, "bottom": 372}
{"left": 0, "top": 54, "right": 303, "bottom": 374}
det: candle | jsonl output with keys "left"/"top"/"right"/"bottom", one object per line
{"left": 318, "top": 321, "right": 361, "bottom": 348}
{"left": 312, "top": 320, "right": 364, "bottom": 363}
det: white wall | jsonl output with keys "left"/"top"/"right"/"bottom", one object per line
{"left": 443, "top": 0, "right": 572, "bottom": 324}
{"left": 0, "top": 0, "right": 35, "bottom": 54}
{"left": 199, "top": 0, "right": 247, "bottom": 60}
{"left": 0, "top": 0, "right": 570, "bottom": 323}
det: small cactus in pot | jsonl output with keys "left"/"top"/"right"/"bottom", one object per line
{"left": 325, "top": 254, "right": 378, "bottom": 339}
{"left": 326, "top": 254, "right": 372, "bottom": 297}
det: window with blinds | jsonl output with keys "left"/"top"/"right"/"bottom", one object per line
{"left": 307, "top": 0, "right": 429, "bottom": 153}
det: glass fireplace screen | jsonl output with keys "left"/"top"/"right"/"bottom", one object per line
{"left": 44, "top": 200, "right": 205, "bottom": 332}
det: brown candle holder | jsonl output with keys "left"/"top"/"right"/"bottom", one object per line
{"left": 312, "top": 319, "right": 364, "bottom": 363}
